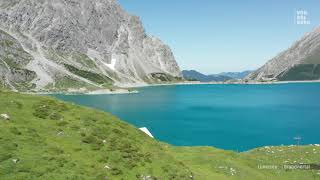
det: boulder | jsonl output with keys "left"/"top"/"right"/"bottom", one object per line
{"left": 0, "top": 113, "right": 10, "bottom": 120}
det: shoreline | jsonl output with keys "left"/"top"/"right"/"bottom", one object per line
{"left": 17, "top": 89, "right": 320, "bottom": 153}
{"left": 23, "top": 80, "right": 320, "bottom": 95}
{"left": 24, "top": 88, "right": 139, "bottom": 96}
{"left": 133, "top": 79, "right": 320, "bottom": 88}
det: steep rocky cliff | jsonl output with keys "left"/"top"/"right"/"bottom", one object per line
{"left": 0, "top": 0, "right": 182, "bottom": 91}
{"left": 247, "top": 27, "right": 320, "bottom": 81}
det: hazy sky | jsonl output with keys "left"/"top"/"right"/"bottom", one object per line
{"left": 118, "top": 0, "right": 320, "bottom": 74}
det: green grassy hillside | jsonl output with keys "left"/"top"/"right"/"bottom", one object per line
{"left": 277, "top": 48, "right": 320, "bottom": 81}
{"left": 169, "top": 146, "right": 320, "bottom": 179}
{"left": 277, "top": 64, "right": 320, "bottom": 81}
{"left": 0, "top": 90, "right": 319, "bottom": 179}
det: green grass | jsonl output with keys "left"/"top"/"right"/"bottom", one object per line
{"left": 0, "top": 91, "right": 319, "bottom": 179}
{"left": 71, "top": 53, "right": 97, "bottom": 69}
{"left": 169, "top": 146, "right": 320, "bottom": 180}
{"left": 277, "top": 64, "right": 320, "bottom": 81}
{"left": 64, "top": 64, "right": 113, "bottom": 85}
{"left": 0, "top": 92, "right": 192, "bottom": 179}
{"left": 46, "top": 50, "right": 97, "bottom": 70}
{"left": 146, "top": 73, "right": 184, "bottom": 84}
{"left": 45, "top": 76, "right": 98, "bottom": 92}
{"left": 0, "top": 40, "right": 14, "bottom": 48}
{"left": 277, "top": 50, "right": 320, "bottom": 81}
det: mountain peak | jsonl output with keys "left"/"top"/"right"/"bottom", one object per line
{"left": 0, "top": 0, "right": 181, "bottom": 91}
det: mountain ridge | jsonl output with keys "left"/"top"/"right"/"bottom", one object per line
{"left": 217, "top": 70, "right": 253, "bottom": 79}
{"left": 0, "top": 0, "right": 182, "bottom": 92}
{"left": 182, "top": 70, "right": 252, "bottom": 82}
{"left": 247, "top": 27, "right": 320, "bottom": 81}
{"left": 182, "top": 70, "right": 232, "bottom": 82}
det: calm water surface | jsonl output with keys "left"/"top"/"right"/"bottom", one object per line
{"left": 53, "top": 83, "right": 320, "bottom": 151}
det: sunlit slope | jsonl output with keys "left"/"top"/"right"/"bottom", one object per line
{"left": 247, "top": 27, "right": 320, "bottom": 81}
{"left": 0, "top": 90, "right": 319, "bottom": 179}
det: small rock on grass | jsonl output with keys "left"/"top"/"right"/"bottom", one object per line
{"left": 0, "top": 113, "right": 10, "bottom": 120}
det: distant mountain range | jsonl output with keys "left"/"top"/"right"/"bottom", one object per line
{"left": 218, "top": 71, "right": 253, "bottom": 79}
{"left": 247, "top": 27, "right": 320, "bottom": 81}
{"left": 182, "top": 70, "right": 252, "bottom": 82}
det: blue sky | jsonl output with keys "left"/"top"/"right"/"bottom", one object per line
{"left": 118, "top": 0, "right": 320, "bottom": 74}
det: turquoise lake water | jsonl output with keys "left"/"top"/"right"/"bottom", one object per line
{"left": 53, "top": 83, "right": 320, "bottom": 151}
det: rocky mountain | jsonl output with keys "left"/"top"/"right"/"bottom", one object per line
{"left": 247, "top": 27, "right": 320, "bottom": 81}
{"left": 0, "top": 0, "right": 182, "bottom": 92}
{"left": 182, "top": 70, "right": 232, "bottom": 82}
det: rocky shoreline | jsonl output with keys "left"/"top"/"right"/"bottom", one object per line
{"left": 138, "top": 79, "right": 320, "bottom": 87}
{"left": 21, "top": 80, "right": 320, "bottom": 96}
{"left": 24, "top": 88, "right": 138, "bottom": 96}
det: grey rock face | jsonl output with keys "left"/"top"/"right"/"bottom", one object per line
{"left": 0, "top": 0, "right": 181, "bottom": 91}
{"left": 247, "top": 27, "right": 320, "bottom": 81}
{"left": 0, "top": 29, "right": 36, "bottom": 91}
